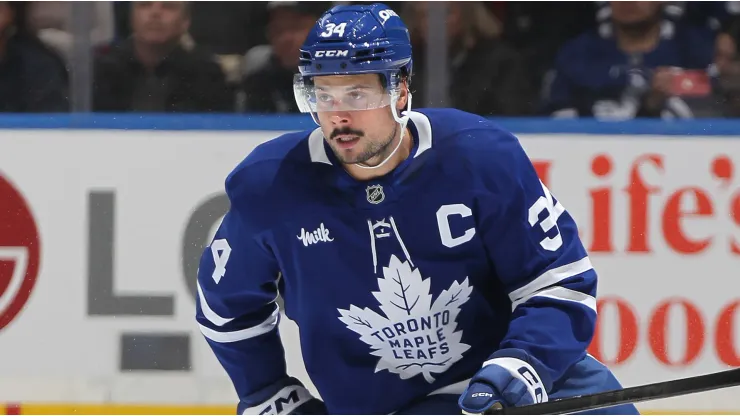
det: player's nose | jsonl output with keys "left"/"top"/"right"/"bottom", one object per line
{"left": 329, "top": 112, "right": 352, "bottom": 126}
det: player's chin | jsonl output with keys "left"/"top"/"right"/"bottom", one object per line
{"left": 334, "top": 150, "right": 370, "bottom": 165}
{"left": 335, "top": 154, "right": 364, "bottom": 165}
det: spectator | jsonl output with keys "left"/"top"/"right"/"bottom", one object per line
{"left": 26, "top": 1, "right": 115, "bottom": 64}
{"left": 93, "top": 1, "right": 232, "bottom": 112}
{"left": 402, "top": 1, "right": 536, "bottom": 116}
{"left": 113, "top": 1, "right": 269, "bottom": 56}
{"left": 543, "top": 1, "right": 716, "bottom": 119}
{"left": 0, "top": 1, "right": 69, "bottom": 112}
{"left": 240, "top": 1, "right": 330, "bottom": 113}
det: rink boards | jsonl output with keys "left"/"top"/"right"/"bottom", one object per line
{"left": 0, "top": 117, "right": 739, "bottom": 413}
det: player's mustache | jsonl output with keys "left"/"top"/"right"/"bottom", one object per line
{"left": 330, "top": 128, "right": 364, "bottom": 140}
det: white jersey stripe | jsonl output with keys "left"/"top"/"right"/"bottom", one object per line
{"left": 197, "top": 281, "right": 235, "bottom": 327}
{"left": 508, "top": 257, "right": 593, "bottom": 303}
{"left": 200, "top": 305, "right": 280, "bottom": 343}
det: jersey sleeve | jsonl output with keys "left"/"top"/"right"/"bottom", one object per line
{"left": 475, "top": 128, "right": 597, "bottom": 391}
{"left": 195, "top": 169, "right": 289, "bottom": 409}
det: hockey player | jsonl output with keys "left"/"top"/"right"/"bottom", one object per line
{"left": 196, "top": 3, "right": 640, "bottom": 415}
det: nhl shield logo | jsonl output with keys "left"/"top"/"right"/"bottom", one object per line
{"left": 366, "top": 184, "right": 384, "bottom": 204}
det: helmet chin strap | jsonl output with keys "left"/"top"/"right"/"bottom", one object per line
{"left": 354, "top": 92, "right": 413, "bottom": 170}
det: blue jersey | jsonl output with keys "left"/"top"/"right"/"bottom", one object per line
{"left": 196, "top": 108, "right": 598, "bottom": 414}
{"left": 544, "top": 20, "right": 715, "bottom": 118}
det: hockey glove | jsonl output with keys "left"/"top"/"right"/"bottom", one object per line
{"left": 458, "top": 357, "right": 548, "bottom": 414}
{"left": 239, "top": 377, "right": 327, "bottom": 415}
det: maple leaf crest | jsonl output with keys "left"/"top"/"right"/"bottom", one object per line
{"left": 337, "top": 255, "right": 473, "bottom": 383}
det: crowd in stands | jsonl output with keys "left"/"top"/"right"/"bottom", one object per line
{"left": 2, "top": 0, "right": 740, "bottom": 119}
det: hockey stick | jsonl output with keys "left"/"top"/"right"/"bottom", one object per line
{"left": 486, "top": 367, "right": 740, "bottom": 415}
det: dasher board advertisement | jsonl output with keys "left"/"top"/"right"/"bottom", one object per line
{"left": 0, "top": 126, "right": 738, "bottom": 412}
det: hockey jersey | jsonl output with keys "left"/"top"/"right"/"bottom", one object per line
{"left": 195, "top": 108, "right": 598, "bottom": 414}
{"left": 543, "top": 20, "right": 715, "bottom": 119}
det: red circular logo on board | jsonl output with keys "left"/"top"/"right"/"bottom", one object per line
{"left": 0, "top": 173, "right": 40, "bottom": 331}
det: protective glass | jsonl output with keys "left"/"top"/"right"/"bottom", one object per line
{"left": 293, "top": 74, "right": 395, "bottom": 113}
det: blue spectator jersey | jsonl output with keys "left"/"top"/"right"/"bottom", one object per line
{"left": 544, "top": 20, "right": 716, "bottom": 118}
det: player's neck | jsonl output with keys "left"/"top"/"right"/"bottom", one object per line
{"left": 343, "top": 127, "right": 414, "bottom": 181}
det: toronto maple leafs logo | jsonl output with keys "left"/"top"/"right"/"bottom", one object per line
{"left": 337, "top": 255, "right": 473, "bottom": 383}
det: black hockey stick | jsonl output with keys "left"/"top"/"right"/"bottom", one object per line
{"left": 486, "top": 367, "right": 740, "bottom": 415}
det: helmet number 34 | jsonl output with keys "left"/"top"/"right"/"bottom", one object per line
{"left": 320, "top": 22, "right": 347, "bottom": 38}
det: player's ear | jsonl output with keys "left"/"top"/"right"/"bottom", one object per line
{"left": 396, "top": 79, "right": 409, "bottom": 112}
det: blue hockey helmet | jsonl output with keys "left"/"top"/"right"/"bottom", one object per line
{"left": 293, "top": 3, "right": 413, "bottom": 122}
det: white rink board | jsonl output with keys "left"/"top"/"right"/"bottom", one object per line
{"left": 0, "top": 129, "right": 739, "bottom": 412}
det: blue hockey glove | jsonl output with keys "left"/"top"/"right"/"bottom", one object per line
{"left": 458, "top": 357, "right": 548, "bottom": 414}
{"left": 238, "top": 377, "right": 327, "bottom": 415}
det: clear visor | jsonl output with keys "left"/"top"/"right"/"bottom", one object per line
{"left": 293, "top": 74, "right": 395, "bottom": 113}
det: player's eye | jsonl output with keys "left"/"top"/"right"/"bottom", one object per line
{"left": 348, "top": 91, "right": 367, "bottom": 101}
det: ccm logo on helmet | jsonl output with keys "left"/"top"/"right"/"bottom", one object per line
{"left": 314, "top": 50, "right": 349, "bottom": 58}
